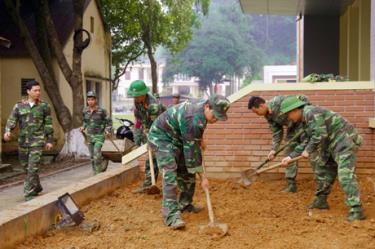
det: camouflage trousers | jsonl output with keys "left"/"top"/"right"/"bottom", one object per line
{"left": 87, "top": 135, "right": 106, "bottom": 175}
{"left": 310, "top": 143, "right": 362, "bottom": 211}
{"left": 19, "top": 146, "right": 43, "bottom": 199}
{"left": 134, "top": 127, "right": 144, "bottom": 146}
{"left": 152, "top": 145, "right": 196, "bottom": 225}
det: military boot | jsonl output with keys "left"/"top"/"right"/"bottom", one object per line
{"left": 306, "top": 196, "right": 329, "bottom": 209}
{"left": 281, "top": 180, "right": 297, "bottom": 193}
{"left": 169, "top": 216, "right": 186, "bottom": 230}
{"left": 347, "top": 206, "right": 366, "bottom": 222}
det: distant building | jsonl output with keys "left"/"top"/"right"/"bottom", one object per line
{"left": 113, "top": 61, "right": 244, "bottom": 114}
{"left": 263, "top": 65, "right": 297, "bottom": 83}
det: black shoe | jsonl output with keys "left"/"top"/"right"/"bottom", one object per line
{"left": 35, "top": 185, "right": 43, "bottom": 194}
{"left": 181, "top": 204, "right": 203, "bottom": 213}
{"left": 306, "top": 196, "right": 329, "bottom": 209}
{"left": 281, "top": 183, "right": 297, "bottom": 193}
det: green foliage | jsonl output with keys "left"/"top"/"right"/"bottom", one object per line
{"left": 163, "top": 0, "right": 263, "bottom": 92}
{"left": 250, "top": 15, "right": 296, "bottom": 64}
{"left": 241, "top": 74, "right": 262, "bottom": 88}
{"left": 101, "top": 0, "right": 210, "bottom": 89}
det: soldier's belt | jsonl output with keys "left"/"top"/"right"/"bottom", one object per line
{"left": 87, "top": 128, "right": 105, "bottom": 134}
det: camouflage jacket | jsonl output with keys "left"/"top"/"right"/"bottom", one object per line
{"left": 82, "top": 106, "right": 112, "bottom": 136}
{"left": 134, "top": 93, "right": 166, "bottom": 132}
{"left": 5, "top": 100, "right": 54, "bottom": 147}
{"left": 298, "top": 105, "right": 362, "bottom": 154}
{"left": 265, "top": 95, "right": 309, "bottom": 151}
{"left": 148, "top": 101, "right": 207, "bottom": 174}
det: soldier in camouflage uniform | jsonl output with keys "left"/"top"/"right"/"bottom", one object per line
{"left": 80, "top": 91, "right": 112, "bottom": 175}
{"left": 4, "top": 80, "right": 54, "bottom": 201}
{"left": 148, "top": 94, "right": 230, "bottom": 229}
{"left": 280, "top": 96, "right": 365, "bottom": 221}
{"left": 127, "top": 80, "right": 166, "bottom": 193}
{"left": 248, "top": 95, "right": 309, "bottom": 192}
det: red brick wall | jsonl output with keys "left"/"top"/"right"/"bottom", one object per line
{"left": 204, "top": 89, "right": 375, "bottom": 178}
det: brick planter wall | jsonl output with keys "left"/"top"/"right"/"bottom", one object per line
{"left": 136, "top": 83, "right": 375, "bottom": 178}
{"left": 204, "top": 88, "right": 375, "bottom": 178}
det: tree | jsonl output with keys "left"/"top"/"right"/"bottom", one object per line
{"left": 101, "top": 0, "right": 210, "bottom": 93}
{"left": 250, "top": 15, "right": 296, "bottom": 65}
{"left": 4, "top": 0, "right": 89, "bottom": 158}
{"left": 163, "top": 0, "right": 263, "bottom": 94}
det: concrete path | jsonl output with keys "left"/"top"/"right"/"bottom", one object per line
{"left": 0, "top": 162, "right": 126, "bottom": 211}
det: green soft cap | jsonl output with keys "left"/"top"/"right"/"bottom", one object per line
{"left": 208, "top": 94, "right": 230, "bottom": 121}
{"left": 127, "top": 80, "right": 150, "bottom": 97}
{"left": 280, "top": 96, "right": 307, "bottom": 114}
{"left": 86, "top": 91, "right": 97, "bottom": 98}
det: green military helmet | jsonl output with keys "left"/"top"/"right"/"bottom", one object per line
{"left": 280, "top": 95, "right": 307, "bottom": 114}
{"left": 87, "top": 91, "right": 97, "bottom": 98}
{"left": 208, "top": 94, "right": 230, "bottom": 121}
{"left": 127, "top": 80, "right": 150, "bottom": 97}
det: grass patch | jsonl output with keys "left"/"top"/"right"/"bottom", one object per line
{"left": 112, "top": 113, "right": 134, "bottom": 129}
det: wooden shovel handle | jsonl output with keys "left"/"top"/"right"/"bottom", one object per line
{"left": 148, "top": 146, "right": 156, "bottom": 186}
{"left": 203, "top": 187, "right": 215, "bottom": 224}
{"left": 253, "top": 155, "right": 303, "bottom": 176}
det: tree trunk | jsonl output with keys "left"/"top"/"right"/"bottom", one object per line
{"left": 147, "top": 47, "right": 158, "bottom": 94}
{"left": 41, "top": 0, "right": 73, "bottom": 82}
{"left": 71, "top": 0, "right": 85, "bottom": 128}
{"left": 57, "top": 0, "right": 88, "bottom": 160}
{"left": 142, "top": 30, "right": 158, "bottom": 94}
{"left": 4, "top": 0, "right": 72, "bottom": 132}
{"left": 57, "top": 128, "right": 90, "bottom": 160}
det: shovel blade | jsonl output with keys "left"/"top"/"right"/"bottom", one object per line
{"left": 145, "top": 185, "right": 161, "bottom": 195}
{"left": 199, "top": 222, "right": 229, "bottom": 237}
{"left": 239, "top": 171, "right": 252, "bottom": 187}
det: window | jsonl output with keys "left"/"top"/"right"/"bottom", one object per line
{"left": 125, "top": 71, "right": 131, "bottom": 80}
{"left": 21, "top": 78, "right": 35, "bottom": 96}
{"left": 138, "top": 68, "right": 144, "bottom": 80}
{"left": 90, "top": 16, "right": 94, "bottom": 33}
{"left": 86, "top": 80, "right": 102, "bottom": 106}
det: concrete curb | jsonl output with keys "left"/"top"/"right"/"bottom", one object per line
{"left": 0, "top": 163, "right": 140, "bottom": 249}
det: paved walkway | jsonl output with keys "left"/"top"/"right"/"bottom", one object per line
{"left": 0, "top": 162, "right": 124, "bottom": 211}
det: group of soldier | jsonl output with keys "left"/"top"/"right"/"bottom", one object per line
{"left": 3, "top": 79, "right": 365, "bottom": 230}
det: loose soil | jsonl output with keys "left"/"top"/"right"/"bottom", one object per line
{"left": 17, "top": 175, "right": 375, "bottom": 249}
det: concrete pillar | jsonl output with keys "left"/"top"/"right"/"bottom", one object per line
{"left": 371, "top": 0, "right": 375, "bottom": 80}
{"left": 0, "top": 58, "right": 2, "bottom": 164}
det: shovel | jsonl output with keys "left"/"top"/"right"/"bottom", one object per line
{"left": 240, "top": 156, "right": 303, "bottom": 187}
{"left": 145, "top": 146, "right": 160, "bottom": 195}
{"left": 240, "top": 129, "right": 304, "bottom": 186}
{"left": 199, "top": 157, "right": 228, "bottom": 237}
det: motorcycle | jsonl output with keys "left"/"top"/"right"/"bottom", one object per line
{"left": 115, "top": 118, "right": 134, "bottom": 142}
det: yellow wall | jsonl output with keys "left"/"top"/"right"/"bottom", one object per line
{"left": 0, "top": 58, "right": 2, "bottom": 160}
{"left": 60, "top": 0, "right": 111, "bottom": 113}
{"left": 0, "top": 58, "right": 64, "bottom": 148}
{"left": 1, "top": 0, "right": 111, "bottom": 150}
{"left": 339, "top": 0, "right": 371, "bottom": 81}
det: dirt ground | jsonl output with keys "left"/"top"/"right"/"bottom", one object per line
{"left": 17, "top": 174, "right": 375, "bottom": 249}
